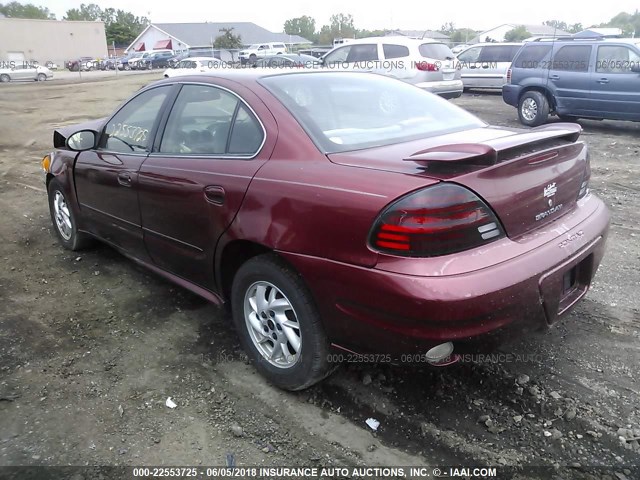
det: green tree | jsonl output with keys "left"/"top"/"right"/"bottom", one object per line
{"left": 356, "top": 28, "right": 386, "bottom": 38}
{"left": 543, "top": 20, "right": 569, "bottom": 31}
{"left": 439, "top": 22, "right": 456, "bottom": 35}
{"left": 213, "top": 28, "right": 243, "bottom": 49}
{"left": 63, "top": 3, "right": 102, "bottom": 21}
{"left": 450, "top": 28, "right": 477, "bottom": 43}
{"left": 0, "top": 1, "right": 54, "bottom": 19}
{"left": 599, "top": 10, "right": 640, "bottom": 36}
{"left": 64, "top": 4, "right": 147, "bottom": 47}
{"left": 283, "top": 15, "right": 316, "bottom": 42}
{"left": 568, "top": 23, "right": 583, "bottom": 33}
{"left": 504, "top": 25, "right": 531, "bottom": 42}
{"left": 330, "top": 13, "right": 355, "bottom": 37}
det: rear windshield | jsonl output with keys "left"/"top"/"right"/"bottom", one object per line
{"left": 513, "top": 45, "right": 552, "bottom": 68}
{"left": 260, "top": 72, "right": 484, "bottom": 153}
{"left": 419, "top": 43, "right": 454, "bottom": 60}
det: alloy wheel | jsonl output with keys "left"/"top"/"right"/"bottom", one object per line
{"left": 243, "top": 281, "right": 301, "bottom": 368}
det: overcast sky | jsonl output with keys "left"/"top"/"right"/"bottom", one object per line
{"left": 41, "top": 0, "right": 638, "bottom": 33}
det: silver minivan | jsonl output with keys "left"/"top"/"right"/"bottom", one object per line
{"left": 320, "top": 36, "right": 463, "bottom": 99}
{"left": 456, "top": 43, "right": 522, "bottom": 90}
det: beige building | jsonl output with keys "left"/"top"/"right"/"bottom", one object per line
{"left": 0, "top": 18, "right": 108, "bottom": 66}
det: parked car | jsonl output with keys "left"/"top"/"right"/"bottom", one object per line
{"left": 451, "top": 44, "right": 470, "bottom": 54}
{"left": 42, "top": 71, "right": 609, "bottom": 391}
{"left": 163, "top": 57, "right": 222, "bottom": 78}
{"left": 44, "top": 61, "right": 59, "bottom": 70}
{"left": 503, "top": 37, "right": 640, "bottom": 126}
{"left": 253, "top": 54, "right": 320, "bottom": 68}
{"left": 127, "top": 52, "right": 153, "bottom": 70}
{"left": 168, "top": 52, "right": 191, "bottom": 68}
{"left": 139, "top": 51, "right": 175, "bottom": 70}
{"left": 320, "top": 36, "right": 463, "bottom": 99}
{"left": 456, "top": 43, "right": 522, "bottom": 90}
{"left": 118, "top": 53, "right": 143, "bottom": 71}
{"left": 0, "top": 63, "right": 53, "bottom": 82}
{"left": 239, "top": 42, "right": 287, "bottom": 64}
{"left": 66, "top": 57, "right": 97, "bottom": 71}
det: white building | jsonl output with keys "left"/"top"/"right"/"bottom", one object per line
{"left": 126, "top": 22, "right": 310, "bottom": 54}
{"left": 471, "top": 24, "right": 570, "bottom": 43}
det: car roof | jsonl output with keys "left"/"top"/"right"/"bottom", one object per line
{"left": 526, "top": 37, "right": 640, "bottom": 46}
{"left": 468, "top": 42, "right": 523, "bottom": 47}
{"left": 337, "top": 36, "right": 444, "bottom": 45}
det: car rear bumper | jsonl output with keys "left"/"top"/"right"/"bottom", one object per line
{"left": 280, "top": 194, "right": 609, "bottom": 356}
{"left": 502, "top": 84, "right": 522, "bottom": 107}
{"left": 414, "top": 79, "right": 464, "bottom": 99}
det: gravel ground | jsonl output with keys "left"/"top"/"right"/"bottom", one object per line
{"left": 0, "top": 75, "right": 638, "bottom": 480}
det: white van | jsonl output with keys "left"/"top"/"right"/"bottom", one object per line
{"left": 455, "top": 43, "right": 522, "bottom": 90}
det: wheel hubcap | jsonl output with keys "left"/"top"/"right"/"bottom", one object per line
{"left": 521, "top": 98, "right": 538, "bottom": 121}
{"left": 243, "top": 281, "right": 301, "bottom": 368}
{"left": 53, "top": 191, "right": 72, "bottom": 240}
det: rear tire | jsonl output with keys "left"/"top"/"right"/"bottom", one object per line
{"left": 231, "top": 254, "right": 334, "bottom": 391}
{"left": 518, "top": 91, "right": 549, "bottom": 127}
{"left": 47, "top": 179, "right": 91, "bottom": 251}
{"left": 0, "top": 74, "right": 10, "bottom": 83}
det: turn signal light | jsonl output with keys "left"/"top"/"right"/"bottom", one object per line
{"left": 41, "top": 154, "right": 51, "bottom": 172}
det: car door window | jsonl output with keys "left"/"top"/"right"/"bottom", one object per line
{"left": 101, "top": 86, "right": 171, "bottom": 153}
{"left": 346, "top": 44, "right": 378, "bottom": 62}
{"left": 323, "top": 46, "right": 350, "bottom": 65}
{"left": 383, "top": 44, "right": 409, "bottom": 59}
{"left": 479, "top": 45, "right": 518, "bottom": 63}
{"left": 596, "top": 45, "right": 640, "bottom": 73}
{"left": 552, "top": 45, "right": 591, "bottom": 72}
{"left": 457, "top": 46, "right": 481, "bottom": 63}
{"left": 160, "top": 84, "right": 262, "bottom": 156}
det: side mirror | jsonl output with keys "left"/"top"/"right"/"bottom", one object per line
{"left": 631, "top": 65, "right": 640, "bottom": 73}
{"left": 66, "top": 130, "right": 98, "bottom": 152}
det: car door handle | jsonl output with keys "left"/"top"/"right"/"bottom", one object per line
{"left": 117, "top": 171, "right": 132, "bottom": 187}
{"left": 204, "top": 185, "right": 225, "bottom": 205}
{"left": 597, "top": 78, "right": 609, "bottom": 84}
{"left": 549, "top": 75, "right": 560, "bottom": 81}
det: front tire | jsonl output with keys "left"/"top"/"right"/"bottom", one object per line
{"left": 231, "top": 254, "right": 334, "bottom": 391}
{"left": 48, "top": 179, "right": 91, "bottom": 251}
{"left": 518, "top": 91, "right": 549, "bottom": 127}
{"left": 37, "top": 73, "right": 47, "bottom": 82}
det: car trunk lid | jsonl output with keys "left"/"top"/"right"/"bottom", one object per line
{"left": 328, "top": 123, "right": 587, "bottom": 238}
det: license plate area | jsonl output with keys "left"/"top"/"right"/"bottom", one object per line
{"left": 539, "top": 253, "right": 594, "bottom": 324}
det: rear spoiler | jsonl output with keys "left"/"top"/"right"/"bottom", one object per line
{"left": 404, "top": 123, "right": 582, "bottom": 168}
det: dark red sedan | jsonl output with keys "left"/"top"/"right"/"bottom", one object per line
{"left": 42, "top": 71, "right": 609, "bottom": 390}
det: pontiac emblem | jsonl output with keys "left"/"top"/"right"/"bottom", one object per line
{"left": 544, "top": 182, "right": 557, "bottom": 198}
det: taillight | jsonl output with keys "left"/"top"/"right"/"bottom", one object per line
{"left": 578, "top": 152, "right": 591, "bottom": 200}
{"left": 369, "top": 183, "right": 505, "bottom": 257}
{"left": 506, "top": 68, "right": 512, "bottom": 84}
{"left": 416, "top": 61, "right": 440, "bottom": 72}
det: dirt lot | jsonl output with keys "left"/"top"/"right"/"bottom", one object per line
{"left": 0, "top": 74, "right": 639, "bottom": 479}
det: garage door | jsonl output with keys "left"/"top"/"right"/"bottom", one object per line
{"left": 7, "top": 52, "right": 25, "bottom": 64}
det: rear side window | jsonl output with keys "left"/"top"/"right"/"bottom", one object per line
{"left": 346, "top": 44, "right": 379, "bottom": 62}
{"left": 551, "top": 45, "right": 591, "bottom": 72}
{"left": 513, "top": 45, "right": 552, "bottom": 68}
{"left": 419, "top": 43, "right": 454, "bottom": 60}
{"left": 383, "top": 44, "right": 410, "bottom": 59}
{"left": 596, "top": 45, "right": 640, "bottom": 73}
{"left": 479, "top": 45, "right": 520, "bottom": 63}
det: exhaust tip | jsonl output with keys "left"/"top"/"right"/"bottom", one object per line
{"left": 426, "top": 342, "right": 456, "bottom": 366}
